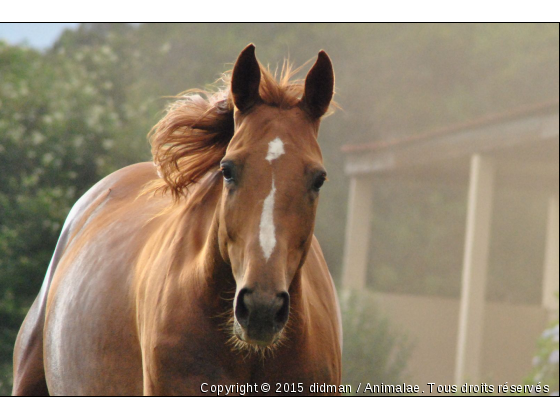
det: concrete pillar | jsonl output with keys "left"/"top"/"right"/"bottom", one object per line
{"left": 542, "top": 195, "right": 559, "bottom": 316}
{"left": 342, "top": 176, "right": 374, "bottom": 289}
{"left": 455, "top": 154, "right": 495, "bottom": 385}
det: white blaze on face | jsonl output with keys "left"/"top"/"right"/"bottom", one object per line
{"left": 259, "top": 179, "right": 277, "bottom": 260}
{"left": 259, "top": 137, "right": 285, "bottom": 260}
{"left": 265, "top": 137, "right": 285, "bottom": 162}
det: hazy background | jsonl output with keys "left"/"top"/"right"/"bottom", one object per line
{"left": 0, "top": 23, "right": 558, "bottom": 394}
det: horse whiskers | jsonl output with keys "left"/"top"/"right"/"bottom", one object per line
{"left": 218, "top": 292, "right": 235, "bottom": 303}
{"left": 216, "top": 310, "right": 288, "bottom": 360}
{"left": 225, "top": 333, "right": 285, "bottom": 361}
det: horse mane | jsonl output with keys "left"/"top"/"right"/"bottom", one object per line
{"left": 147, "top": 61, "right": 312, "bottom": 201}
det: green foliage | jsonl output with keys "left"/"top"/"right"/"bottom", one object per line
{"left": 0, "top": 289, "right": 25, "bottom": 395}
{"left": 0, "top": 359, "right": 13, "bottom": 395}
{"left": 525, "top": 307, "right": 559, "bottom": 395}
{"left": 340, "top": 289, "right": 412, "bottom": 395}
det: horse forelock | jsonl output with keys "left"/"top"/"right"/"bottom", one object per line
{"left": 146, "top": 59, "right": 335, "bottom": 203}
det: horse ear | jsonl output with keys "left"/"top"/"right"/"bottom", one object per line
{"left": 231, "top": 44, "right": 261, "bottom": 112}
{"left": 300, "top": 51, "right": 334, "bottom": 119}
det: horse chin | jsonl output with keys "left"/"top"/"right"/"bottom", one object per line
{"left": 230, "top": 319, "right": 284, "bottom": 354}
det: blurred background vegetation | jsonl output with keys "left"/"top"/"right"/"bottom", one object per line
{"left": 0, "top": 23, "right": 558, "bottom": 394}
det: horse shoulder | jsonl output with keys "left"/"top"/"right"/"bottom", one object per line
{"left": 46, "top": 162, "right": 159, "bottom": 302}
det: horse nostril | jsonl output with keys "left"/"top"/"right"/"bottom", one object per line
{"left": 235, "top": 288, "right": 251, "bottom": 329}
{"left": 274, "top": 292, "right": 290, "bottom": 330}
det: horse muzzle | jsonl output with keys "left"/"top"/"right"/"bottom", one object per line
{"left": 233, "top": 287, "right": 290, "bottom": 347}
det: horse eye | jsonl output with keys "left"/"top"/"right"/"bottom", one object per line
{"left": 221, "top": 164, "right": 234, "bottom": 182}
{"left": 313, "top": 173, "right": 327, "bottom": 191}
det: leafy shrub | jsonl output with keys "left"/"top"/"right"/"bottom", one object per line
{"left": 525, "top": 317, "right": 559, "bottom": 395}
{"left": 340, "top": 289, "right": 412, "bottom": 395}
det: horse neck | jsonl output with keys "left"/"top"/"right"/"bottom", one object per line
{"left": 174, "top": 175, "right": 235, "bottom": 301}
{"left": 199, "top": 202, "right": 236, "bottom": 301}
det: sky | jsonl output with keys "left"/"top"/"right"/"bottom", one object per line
{"left": 0, "top": 23, "right": 79, "bottom": 49}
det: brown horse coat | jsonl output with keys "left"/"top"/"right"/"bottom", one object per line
{"left": 13, "top": 45, "right": 342, "bottom": 396}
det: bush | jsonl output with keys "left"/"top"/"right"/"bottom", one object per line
{"left": 340, "top": 289, "right": 412, "bottom": 395}
{"left": 525, "top": 317, "right": 559, "bottom": 395}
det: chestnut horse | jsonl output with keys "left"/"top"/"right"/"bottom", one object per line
{"left": 12, "top": 45, "right": 342, "bottom": 396}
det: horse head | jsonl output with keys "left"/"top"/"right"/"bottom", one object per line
{"left": 218, "top": 45, "right": 334, "bottom": 348}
